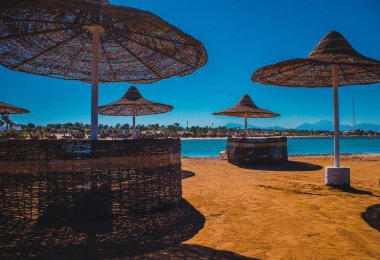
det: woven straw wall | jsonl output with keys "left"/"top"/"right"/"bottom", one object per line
{"left": 0, "top": 139, "right": 182, "bottom": 220}
{"left": 227, "top": 137, "right": 288, "bottom": 165}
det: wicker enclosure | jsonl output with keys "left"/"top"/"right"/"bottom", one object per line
{"left": 226, "top": 137, "right": 288, "bottom": 165}
{"left": 0, "top": 139, "right": 182, "bottom": 221}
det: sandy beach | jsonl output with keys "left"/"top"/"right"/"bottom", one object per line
{"left": 174, "top": 155, "right": 380, "bottom": 259}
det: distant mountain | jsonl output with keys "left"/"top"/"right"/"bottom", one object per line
{"left": 224, "top": 123, "right": 244, "bottom": 129}
{"left": 224, "top": 123, "right": 285, "bottom": 130}
{"left": 259, "top": 126, "right": 287, "bottom": 131}
{"left": 296, "top": 120, "right": 380, "bottom": 131}
{"left": 296, "top": 120, "right": 351, "bottom": 131}
{"left": 355, "top": 123, "right": 380, "bottom": 131}
{"left": 224, "top": 120, "right": 380, "bottom": 131}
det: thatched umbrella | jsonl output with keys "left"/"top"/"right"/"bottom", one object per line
{"left": 0, "top": 0, "right": 207, "bottom": 140}
{"left": 0, "top": 101, "right": 29, "bottom": 115}
{"left": 98, "top": 86, "right": 173, "bottom": 139}
{"left": 252, "top": 31, "right": 380, "bottom": 185}
{"left": 0, "top": 101, "right": 29, "bottom": 133}
{"left": 213, "top": 94, "right": 280, "bottom": 137}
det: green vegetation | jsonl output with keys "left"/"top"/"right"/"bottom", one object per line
{"left": 0, "top": 122, "right": 378, "bottom": 140}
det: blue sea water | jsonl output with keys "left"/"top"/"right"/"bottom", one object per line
{"left": 181, "top": 137, "right": 380, "bottom": 157}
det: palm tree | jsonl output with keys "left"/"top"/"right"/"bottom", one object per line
{"left": 148, "top": 124, "right": 160, "bottom": 132}
{"left": 173, "top": 123, "right": 181, "bottom": 135}
{"left": 121, "top": 123, "right": 130, "bottom": 130}
{"left": 1, "top": 115, "right": 11, "bottom": 130}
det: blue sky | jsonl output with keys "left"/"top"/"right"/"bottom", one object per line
{"left": 1, "top": 0, "right": 380, "bottom": 128}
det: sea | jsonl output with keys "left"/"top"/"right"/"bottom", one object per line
{"left": 181, "top": 136, "right": 380, "bottom": 157}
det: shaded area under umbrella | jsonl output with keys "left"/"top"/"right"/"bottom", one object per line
{"left": 213, "top": 94, "right": 280, "bottom": 137}
{"left": 0, "top": 0, "right": 207, "bottom": 139}
{"left": 252, "top": 31, "right": 380, "bottom": 186}
{"left": 98, "top": 86, "right": 173, "bottom": 139}
{"left": 0, "top": 199, "right": 205, "bottom": 258}
{"left": 0, "top": 101, "right": 29, "bottom": 115}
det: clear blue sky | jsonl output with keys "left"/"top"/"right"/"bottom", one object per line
{"left": 1, "top": 0, "right": 380, "bottom": 128}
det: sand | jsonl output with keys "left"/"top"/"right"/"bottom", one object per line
{"left": 179, "top": 155, "right": 380, "bottom": 259}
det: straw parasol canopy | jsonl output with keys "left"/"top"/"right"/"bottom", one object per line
{"left": 99, "top": 86, "right": 173, "bottom": 116}
{"left": 213, "top": 94, "right": 279, "bottom": 136}
{"left": 213, "top": 94, "right": 280, "bottom": 118}
{"left": 0, "top": 101, "right": 29, "bottom": 115}
{"left": 252, "top": 31, "right": 380, "bottom": 168}
{"left": 252, "top": 31, "right": 380, "bottom": 87}
{"left": 99, "top": 86, "right": 173, "bottom": 138}
{"left": 0, "top": 0, "right": 207, "bottom": 139}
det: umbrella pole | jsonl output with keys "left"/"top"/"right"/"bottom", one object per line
{"left": 244, "top": 117, "right": 248, "bottom": 137}
{"left": 325, "top": 65, "right": 349, "bottom": 187}
{"left": 132, "top": 108, "right": 136, "bottom": 139}
{"left": 91, "top": 26, "right": 101, "bottom": 140}
{"left": 332, "top": 65, "right": 340, "bottom": 167}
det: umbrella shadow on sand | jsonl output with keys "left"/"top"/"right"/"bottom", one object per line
{"left": 335, "top": 186, "right": 376, "bottom": 196}
{"left": 361, "top": 204, "right": 380, "bottom": 231}
{"left": 1, "top": 186, "right": 206, "bottom": 259}
{"left": 131, "top": 244, "right": 257, "bottom": 259}
{"left": 181, "top": 170, "right": 196, "bottom": 179}
{"left": 239, "top": 161, "right": 323, "bottom": 172}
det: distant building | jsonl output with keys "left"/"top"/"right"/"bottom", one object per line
{"left": 0, "top": 125, "right": 22, "bottom": 132}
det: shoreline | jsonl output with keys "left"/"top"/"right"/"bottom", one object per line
{"left": 182, "top": 153, "right": 380, "bottom": 159}
{"left": 181, "top": 135, "right": 379, "bottom": 140}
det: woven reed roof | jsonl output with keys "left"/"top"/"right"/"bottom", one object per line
{"left": 0, "top": 0, "right": 207, "bottom": 83}
{"left": 252, "top": 31, "right": 380, "bottom": 87}
{"left": 213, "top": 95, "right": 280, "bottom": 118}
{"left": 0, "top": 101, "right": 29, "bottom": 115}
{"left": 98, "top": 86, "right": 173, "bottom": 116}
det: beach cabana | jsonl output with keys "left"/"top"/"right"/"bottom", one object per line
{"left": 99, "top": 86, "right": 173, "bottom": 139}
{"left": 252, "top": 31, "right": 380, "bottom": 187}
{"left": 213, "top": 94, "right": 287, "bottom": 165}
{"left": 0, "top": 0, "right": 207, "bottom": 140}
{"left": 0, "top": 1, "right": 206, "bottom": 254}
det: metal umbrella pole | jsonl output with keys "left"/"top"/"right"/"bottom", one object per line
{"left": 244, "top": 117, "right": 248, "bottom": 137}
{"left": 132, "top": 107, "right": 137, "bottom": 139}
{"left": 332, "top": 65, "right": 340, "bottom": 167}
{"left": 90, "top": 26, "right": 102, "bottom": 140}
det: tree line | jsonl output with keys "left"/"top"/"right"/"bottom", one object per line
{"left": 0, "top": 121, "right": 378, "bottom": 139}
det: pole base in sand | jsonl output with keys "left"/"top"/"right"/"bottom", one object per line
{"left": 325, "top": 166, "right": 350, "bottom": 187}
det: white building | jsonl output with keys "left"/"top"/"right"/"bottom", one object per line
{"left": 0, "top": 125, "right": 22, "bottom": 132}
